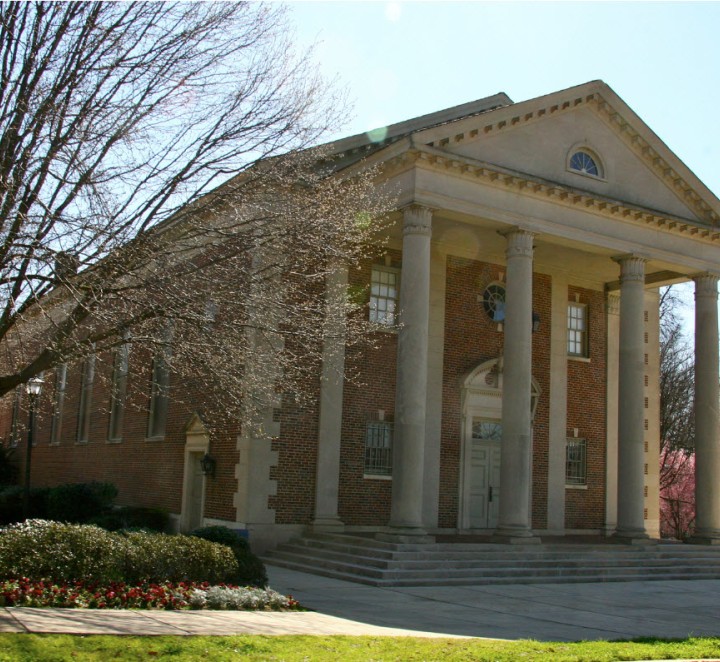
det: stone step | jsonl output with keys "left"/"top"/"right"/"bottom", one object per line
{"left": 277, "top": 539, "right": 720, "bottom": 565}
{"left": 266, "top": 555, "right": 720, "bottom": 587}
{"left": 272, "top": 543, "right": 720, "bottom": 572}
{"left": 264, "top": 534, "right": 720, "bottom": 587}
{"left": 270, "top": 549, "right": 720, "bottom": 578}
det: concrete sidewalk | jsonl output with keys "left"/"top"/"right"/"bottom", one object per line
{"left": 1, "top": 565, "right": 720, "bottom": 641}
{"left": 267, "top": 566, "right": 720, "bottom": 642}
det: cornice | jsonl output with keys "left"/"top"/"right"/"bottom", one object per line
{"left": 421, "top": 89, "right": 718, "bottom": 226}
{"left": 380, "top": 145, "right": 720, "bottom": 246}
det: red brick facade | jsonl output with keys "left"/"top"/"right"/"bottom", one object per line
{"left": 1, "top": 251, "right": 609, "bottom": 535}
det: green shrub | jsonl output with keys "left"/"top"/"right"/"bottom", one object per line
{"left": 0, "top": 519, "right": 125, "bottom": 582}
{"left": 190, "top": 525, "right": 268, "bottom": 587}
{"left": 121, "top": 531, "right": 239, "bottom": 584}
{"left": 46, "top": 482, "right": 118, "bottom": 523}
{"left": 90, "top": 506, "right": 170, "bottom": 533}
{"left": 0, "top": 486, "right": 50, "bottom": 524}
{"left": 0, "top": 520, "right": 239, "bottom": 585}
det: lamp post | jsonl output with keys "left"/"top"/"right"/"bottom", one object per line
{"left": 22, "top": 376, "right": 44, "bottom": 521}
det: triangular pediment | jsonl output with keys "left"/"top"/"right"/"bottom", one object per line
{"left": 184, "top": 411, "right": 208, "bottom": 435}
{"left": 351, "top": 82, "right": 719, "bottom": 227}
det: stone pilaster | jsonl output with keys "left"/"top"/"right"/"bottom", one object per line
{"left": 546, "top": 272, "right": 568, "bottom": 534}
{"left": 614, "top": 256, "right": 650, "bottom": 542}
{"left": 311, "top": 262, "right": 349, "bottom": 532}
{"left": 689, "top": 274, "right": 720, "bottom": 544}
{"left": 495, "top": 228, "right": 540, "bottom": 543}
{"left": 604, "top": 292, "right": 620, "bottom": 535}
{"left": 381, "top": 205, "right": 434, "bottom": 542}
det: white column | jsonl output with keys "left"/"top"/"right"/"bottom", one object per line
{"left": 311, "top": 262, "right": 349, "bottom": 532}
{"left": 546, "top": 272, "right": 568, "bottom": 534}
{"left": 689, "top": 274, "right": 720, "bottom": 544}
{"left": 615, "top": 256, "right": 649, "bottom": 542}
{"left": 495, "top": 228, "right": 540, "bottom": 543}
{"left": 604, "top": 292, "right": 620, "bottom": 534}
{"left": 422, "top": 246, "right": 446, "bottom": 529}
{"left": 382, "top": 204, "right": 433, "bottom": 542}
{"left": 644, "top": 290, "right": 661, "bottom": 538}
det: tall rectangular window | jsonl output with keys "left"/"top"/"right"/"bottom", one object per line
{"left": 364, "top": 417, "right": 393, "bottom": 476}
{"left": 108, "top": 344, "right": 129, "bottom": 442}
{"left": 50, "top": 364, "right": 67, "bottom": 445}
{"left": 567, "top": 303, "right": 588, "bottom": 357}
{"left": 370, "top": 267, "right": 399, "bottom": 327}
{"left": 565, "top": 438, "right": 587, "bottom": 486}
{"left": 9, "top": 387, "right": 21, "bottom": 447}
{"left": 77, "top": 354, "right": 95, "bottom": 443}
{"left": 147, "top": 328, "right": 171, "bottom": 440}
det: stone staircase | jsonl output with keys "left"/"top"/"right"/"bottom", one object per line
{"left": 264, "top": 532, "right": 720, "bottom": 586}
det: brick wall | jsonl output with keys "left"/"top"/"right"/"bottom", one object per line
{"left": 440, "top": 256, "right": 551, "bottom": 530}
{"left": 9, "top": 347, "right": 240, "bottom": 522}
{"left": 565, "top": 286, "right": 607, "bottom": 529}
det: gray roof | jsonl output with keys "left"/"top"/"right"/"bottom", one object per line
{"left": 323, "top": 92, "right": 512, "bottom": 170}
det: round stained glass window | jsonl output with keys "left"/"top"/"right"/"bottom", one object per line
{"left": 483, "top": 283, "right": 506, "bottom": 323}
{"left": 569, "top": 151, "right": 600, "bottom": 177}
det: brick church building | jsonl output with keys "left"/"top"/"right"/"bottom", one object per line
{"left": 5, "top": 80, "right": 720, "bottom": 552}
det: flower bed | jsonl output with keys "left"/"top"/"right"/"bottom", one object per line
{"left": 0, "top": 579, "right": 300, "bottom": 611}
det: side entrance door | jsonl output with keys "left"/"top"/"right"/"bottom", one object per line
{"left": 468, "top": 419, "right": 502, "bottom": 529}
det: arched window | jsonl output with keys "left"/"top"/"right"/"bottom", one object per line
{"left": 568, "top": 149, "right": 603, "bottom": 178}
{"left": 482, "top": 283, "right": 506, "bottom": 323}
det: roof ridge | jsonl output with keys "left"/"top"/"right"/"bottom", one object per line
{"left": 325, "top": 92, "right": 513, "bottom": 155}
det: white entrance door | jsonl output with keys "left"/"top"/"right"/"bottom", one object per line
{"left": 468, "top": 419, "right": 502, "bottom": 529}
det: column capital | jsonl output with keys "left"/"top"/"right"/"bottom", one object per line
{"left": 501, "top": 227, "right": 535, "bottom": 259}
{"left": 402, "top": 204, "right": 433, "bottom": 237}
{"left": 606, "top": 292, "right": 621, "bottom": 316}
{"left": 694, "top": 273, "right": 720, "bottom": 299}
{"left": 614, "top": 255, "right": 646, "bottom": 283}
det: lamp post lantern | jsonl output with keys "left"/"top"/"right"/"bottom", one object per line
{"left": 22, "top": 376, "right": 44, "bottom": 521}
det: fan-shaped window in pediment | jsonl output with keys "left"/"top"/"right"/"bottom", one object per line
{"left": 568, "top": 148, "right": 604, "bottom": 179}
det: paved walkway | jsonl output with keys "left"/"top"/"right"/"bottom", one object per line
{"left": 1, "top": 566, "right": 720, "bottom": 641}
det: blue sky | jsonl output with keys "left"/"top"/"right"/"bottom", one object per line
{"left": 290, "top": 1, "right": 720, "bottom": 332}
{"left": 290, "top": 1, "right": 720, "bottom": 195}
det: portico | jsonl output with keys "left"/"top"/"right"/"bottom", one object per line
{"left": 306, "top": 80, "right": 720, "bottom": 551}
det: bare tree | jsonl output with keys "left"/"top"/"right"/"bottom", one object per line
{"left": 658, "top": 286, "right": 695, "bottom": 538}
{"left": 0, "top": 2, "right": 388, "bottom": 417}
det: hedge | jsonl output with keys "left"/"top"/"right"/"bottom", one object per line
{"left": 0, "top": 520, "right": 239, "bottom": 584}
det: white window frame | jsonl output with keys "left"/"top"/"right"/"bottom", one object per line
{"left": 9, "top": 387, "right": 21, "bottom": 448}
{"left": 108, "top": 343, "right": 130, "bottom": 442}
{"left": 77, "top": 354, "right": 95, "bottom": 443}
{"left": 566, "top": 145, "right": 606, "bottom": 181}
{"left": 50, "top": 364, "right": 67, "bottom": 445}
{"left": 369, "top": 266, "right": 400, "bottom": 328}
{"left": 147, "top": 325, "right": 172, "bottom": 440}
{"left": 567, "top": 303, "right": 589, "bottom": 358}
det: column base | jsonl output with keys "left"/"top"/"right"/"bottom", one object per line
{"left": 309, "top": 517, "right": 345, "bottom": 534}
{"left": 612, "top": 530, "right": 656, "bottom": 545}
{"left": 686, "top": 532, "right": 720, "bottom": 545}
{"left": 492, "top": 527, "right": 541, "bottom": 545}
{"left": 377, "top": 526, "right": 435, "bottom": 545}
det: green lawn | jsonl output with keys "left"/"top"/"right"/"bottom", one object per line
{"left": 1, "top": 634, "right": 719, "bottom": 661}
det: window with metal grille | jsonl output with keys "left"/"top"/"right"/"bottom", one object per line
{"left": 567, "top": 303, "right": 588, "bottom": 357}
{"left": 9, "top": 387, "right": 21, "bottom": 447}
{"left": 50, "top": 364, "right": 67, "bottom": 445}
{"left": 108, "top": 344, "right": 129, "bottom": 442}
{"left": 77, "top": 354, "right": 95, "bottom": 443}
{"left": 369, "top": 267, "right": 399, "bottom": 327}
{"left": 566, "top": 438, "right": 587, "bottom": 485}
{"left": 147, "top": 324, "right": 172, "bottom": 440}
{"left": 364, "top": 419, "right": 393, "bottom": 476}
